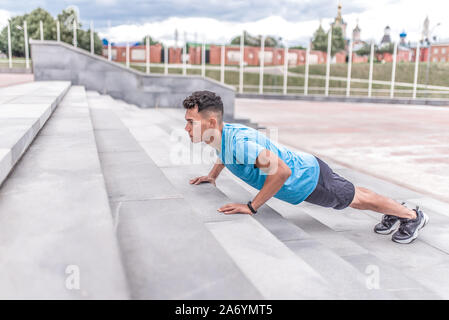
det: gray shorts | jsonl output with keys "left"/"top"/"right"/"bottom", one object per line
{"left": 304, "top": 157, "right": 355, "bottom": 210}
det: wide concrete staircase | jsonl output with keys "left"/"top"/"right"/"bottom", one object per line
{"left": 1, "top": 81, "right": 449, "bottom": 299}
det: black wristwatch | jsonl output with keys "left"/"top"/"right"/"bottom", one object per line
{"left": 247, "top": 201, "right": 257, "bottom": 215}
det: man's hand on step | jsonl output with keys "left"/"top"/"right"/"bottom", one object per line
{"left": 189, "top": 175, "right": 216, "bottom": 186}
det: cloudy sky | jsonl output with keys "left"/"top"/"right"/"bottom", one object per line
{"left": 0, "top": 0, "right": 448, "bottom": 46}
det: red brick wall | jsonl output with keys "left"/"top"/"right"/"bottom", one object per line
{"left": 104, "top": 44, "right": 372, "bottom": 66}
{"left": 103, "top": 44, "right": 162, "bottom": 63}
{"left": 168, "top": 47, "right": 182, "bottom": 64}
{"left": 309, "top": 50, "right": 327, "bottom": 64}
{"left": 335, "top": 51, "right": 346, "bottom": 63}
{"left": 428, "top": 44, "right": 449, "bottom": 62}
{"left": 377, "top": 52, "right": 393, "bottom": 63}
{"left": 411, "top": 47, "right": 433, "bottom": 62}
{"left": 188, "top": 46, "right": 202, "bottom": 64}
{"left": 289, "top": 49, "right": 307, "bottom": 65}
{"left": 209, "top": 46, "right": 310, "bottom": 67}
{"left": 209, "top": 45, "right": 221, "bottom": 65}
{"left": 397, "top": 49, "right": 411, "bottom": 62}
{"left": 352, "top": 54, "right": 368, "bottom": 63}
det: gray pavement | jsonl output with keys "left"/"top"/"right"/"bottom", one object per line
{"left": 1, "top": 82, "right": 449, "bottom": 299}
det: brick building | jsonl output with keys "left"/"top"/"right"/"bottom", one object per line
{"left": 376, "top": 47, "right": 412, "bottom": 63}
{"left": 193, "top": 45, "right": 325, "bottom": 67}
{"left": 103, "top": 43, "right": 338, "bottom": 67}
{"left": 102, "top": 44, "right": 162, "bottom": 63}
{"left": 428, "top": 43, "right": 449, "bottom": 62}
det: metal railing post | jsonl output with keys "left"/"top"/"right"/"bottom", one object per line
{"left": 239, "top": 30, "right": 244, "bottom": 93}
{"left": 220, "top": 44, "right": 225, "bottom": 83}
{"left": 283, "top": 46, "right": 288, "bottom": 95}
{"left": 412, "top": 42, "right": 421, "bottom": 99}
{"left": 146, "top": 36, "right": 150, "bottom": 74}
{"left": 40, "top": 20, "right": 43, "bottom": 41}
{"left": 24, "top": 21, "right": 29, "bottom": 69}
{"left": 7, "top": 22, "right": 12, "bottom": 68}
{"left": 259, "top": 35, "right": 265, "bottom": 94}
{"left": 346, "top": 39, "right": 353, "bottom": 97}
{"left": 56, "top": 20, "right": 60, "bottom": 42}
{"left": 390, "top": 42, "right": 398, "bottom": 98}
{"left": 90, "top": 21, "right": 94, "bottom": 54}
{"left": 304, "top": 45, "right": 310, "bottom": 95}
{"left": 368, "top": 41, "right": 374, "bottom": 97}
{"left": 325, "top": 26, "right": 332, "bottom": 96}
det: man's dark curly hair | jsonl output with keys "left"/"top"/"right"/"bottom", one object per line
{"left": 183, "top": 90, "right": 223, "bottom": 121}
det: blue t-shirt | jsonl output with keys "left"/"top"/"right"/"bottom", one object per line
{"left": 217, "top": 123, "right": 320, "bottom": 205}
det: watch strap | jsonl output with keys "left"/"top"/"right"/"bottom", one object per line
{"left": 247, "top": 201, "right": 257, "bottom": 214}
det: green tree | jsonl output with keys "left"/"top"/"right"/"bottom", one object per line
{"left": 139, "top": 36, "right": 160, "bottom": 46}
{"left": 377, "top": 43, "right": 394, "bottom": 54}
{"left": 312, "top": 25, "right": 345, "bottom": 56}
{"left": 230, "top": 31, "right": 281, "bottom": 47}
{"left": 0, "top": 7, "right": 55, "bottom": 57}
{"left": 0, "top": 7, "right": 103, "bottom": 57}
{"left": 289, "top": 45, "right": 306, "bottom": 50}
{"left": 356, "top": 43, "right": 378, "bottom": 56}
{"left": 311, "top": 24, "right": 327, "bottom": 52}
{"left": 55, "top": 8, "right": 103, "bottom": 55}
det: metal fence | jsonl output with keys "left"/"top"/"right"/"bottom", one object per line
{"left": 3, "top": 19, "right": 449, "bottom": 100}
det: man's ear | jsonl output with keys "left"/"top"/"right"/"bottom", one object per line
{"left": 209, "top": 116, "right": 217, "bottom": 128}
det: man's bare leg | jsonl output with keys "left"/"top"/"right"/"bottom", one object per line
{"left": 349, "top": 186, "right": 417, "bottom": 219}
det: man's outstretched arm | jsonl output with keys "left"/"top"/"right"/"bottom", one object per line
{"left": 218, "top": 149, "right": 291, "bottom": 215}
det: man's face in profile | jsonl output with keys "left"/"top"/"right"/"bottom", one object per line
{"left": 184, "top": 106, "right": 220, "bottom": 145}
{"left": 184, "top": 106, "right": 206, "bottom": 143}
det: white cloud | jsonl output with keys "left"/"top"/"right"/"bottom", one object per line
{"left": 342, "top": 0, "right": 449, "bottom": 43}
{"left": 99, "top": 15, "right": 333, "bottom": 46}
{"left": 2, "top": 0, "right": 449, "bottom": 47}
{"left": 0, "top": 9, "right": 12, "bottom": 28}
{"left": 95, "top": 0, "right": 118, "bottom": 6}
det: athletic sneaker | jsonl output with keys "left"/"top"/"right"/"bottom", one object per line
{"left": 392, "top": 206, "right": 429, "bottom": 244}
{"left": 374, "top": 214, "right": 400, "bottom": 234}
{"left": 373, "top": 202, "right": 406, "bottom": 235}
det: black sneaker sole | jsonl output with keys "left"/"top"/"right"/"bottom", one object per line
{"left": 392, "top": 212, "right": 429, "bottom": 244}
{"left": 374, "top": 220, "right": 400, "bottom": 235}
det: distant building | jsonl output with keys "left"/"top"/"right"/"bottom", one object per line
{"left": 352, "top": 22, "right": 361, "bottom": 42}
{"left": 102, "top": 43, "right": 162, "bottom": 63}
{"left": 380, "top": 26, "right": 392, "bottom": 47}
{"left": 426, "top": 41, "right": 449, "bottom": 62}
{"left": 400, "top": 31, "right": 407, "bottom": 45}
{"left": 350, "top": 22, "right": 368, "bottom": 63}
{"left": 352, "top": 21, "right": 366, "bottom": 50}
{"left": 422, "top": 16, "right": 430, "bottom": 43}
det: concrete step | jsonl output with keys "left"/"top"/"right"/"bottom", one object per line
{"left": 0, "top": 81, "right": 70, "bottom": 186}
{"left": 0, "top": 85, "right": 130, "bottom": 299}
{"left": 87, "top": 93, "right": 262, "bottom": 299}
